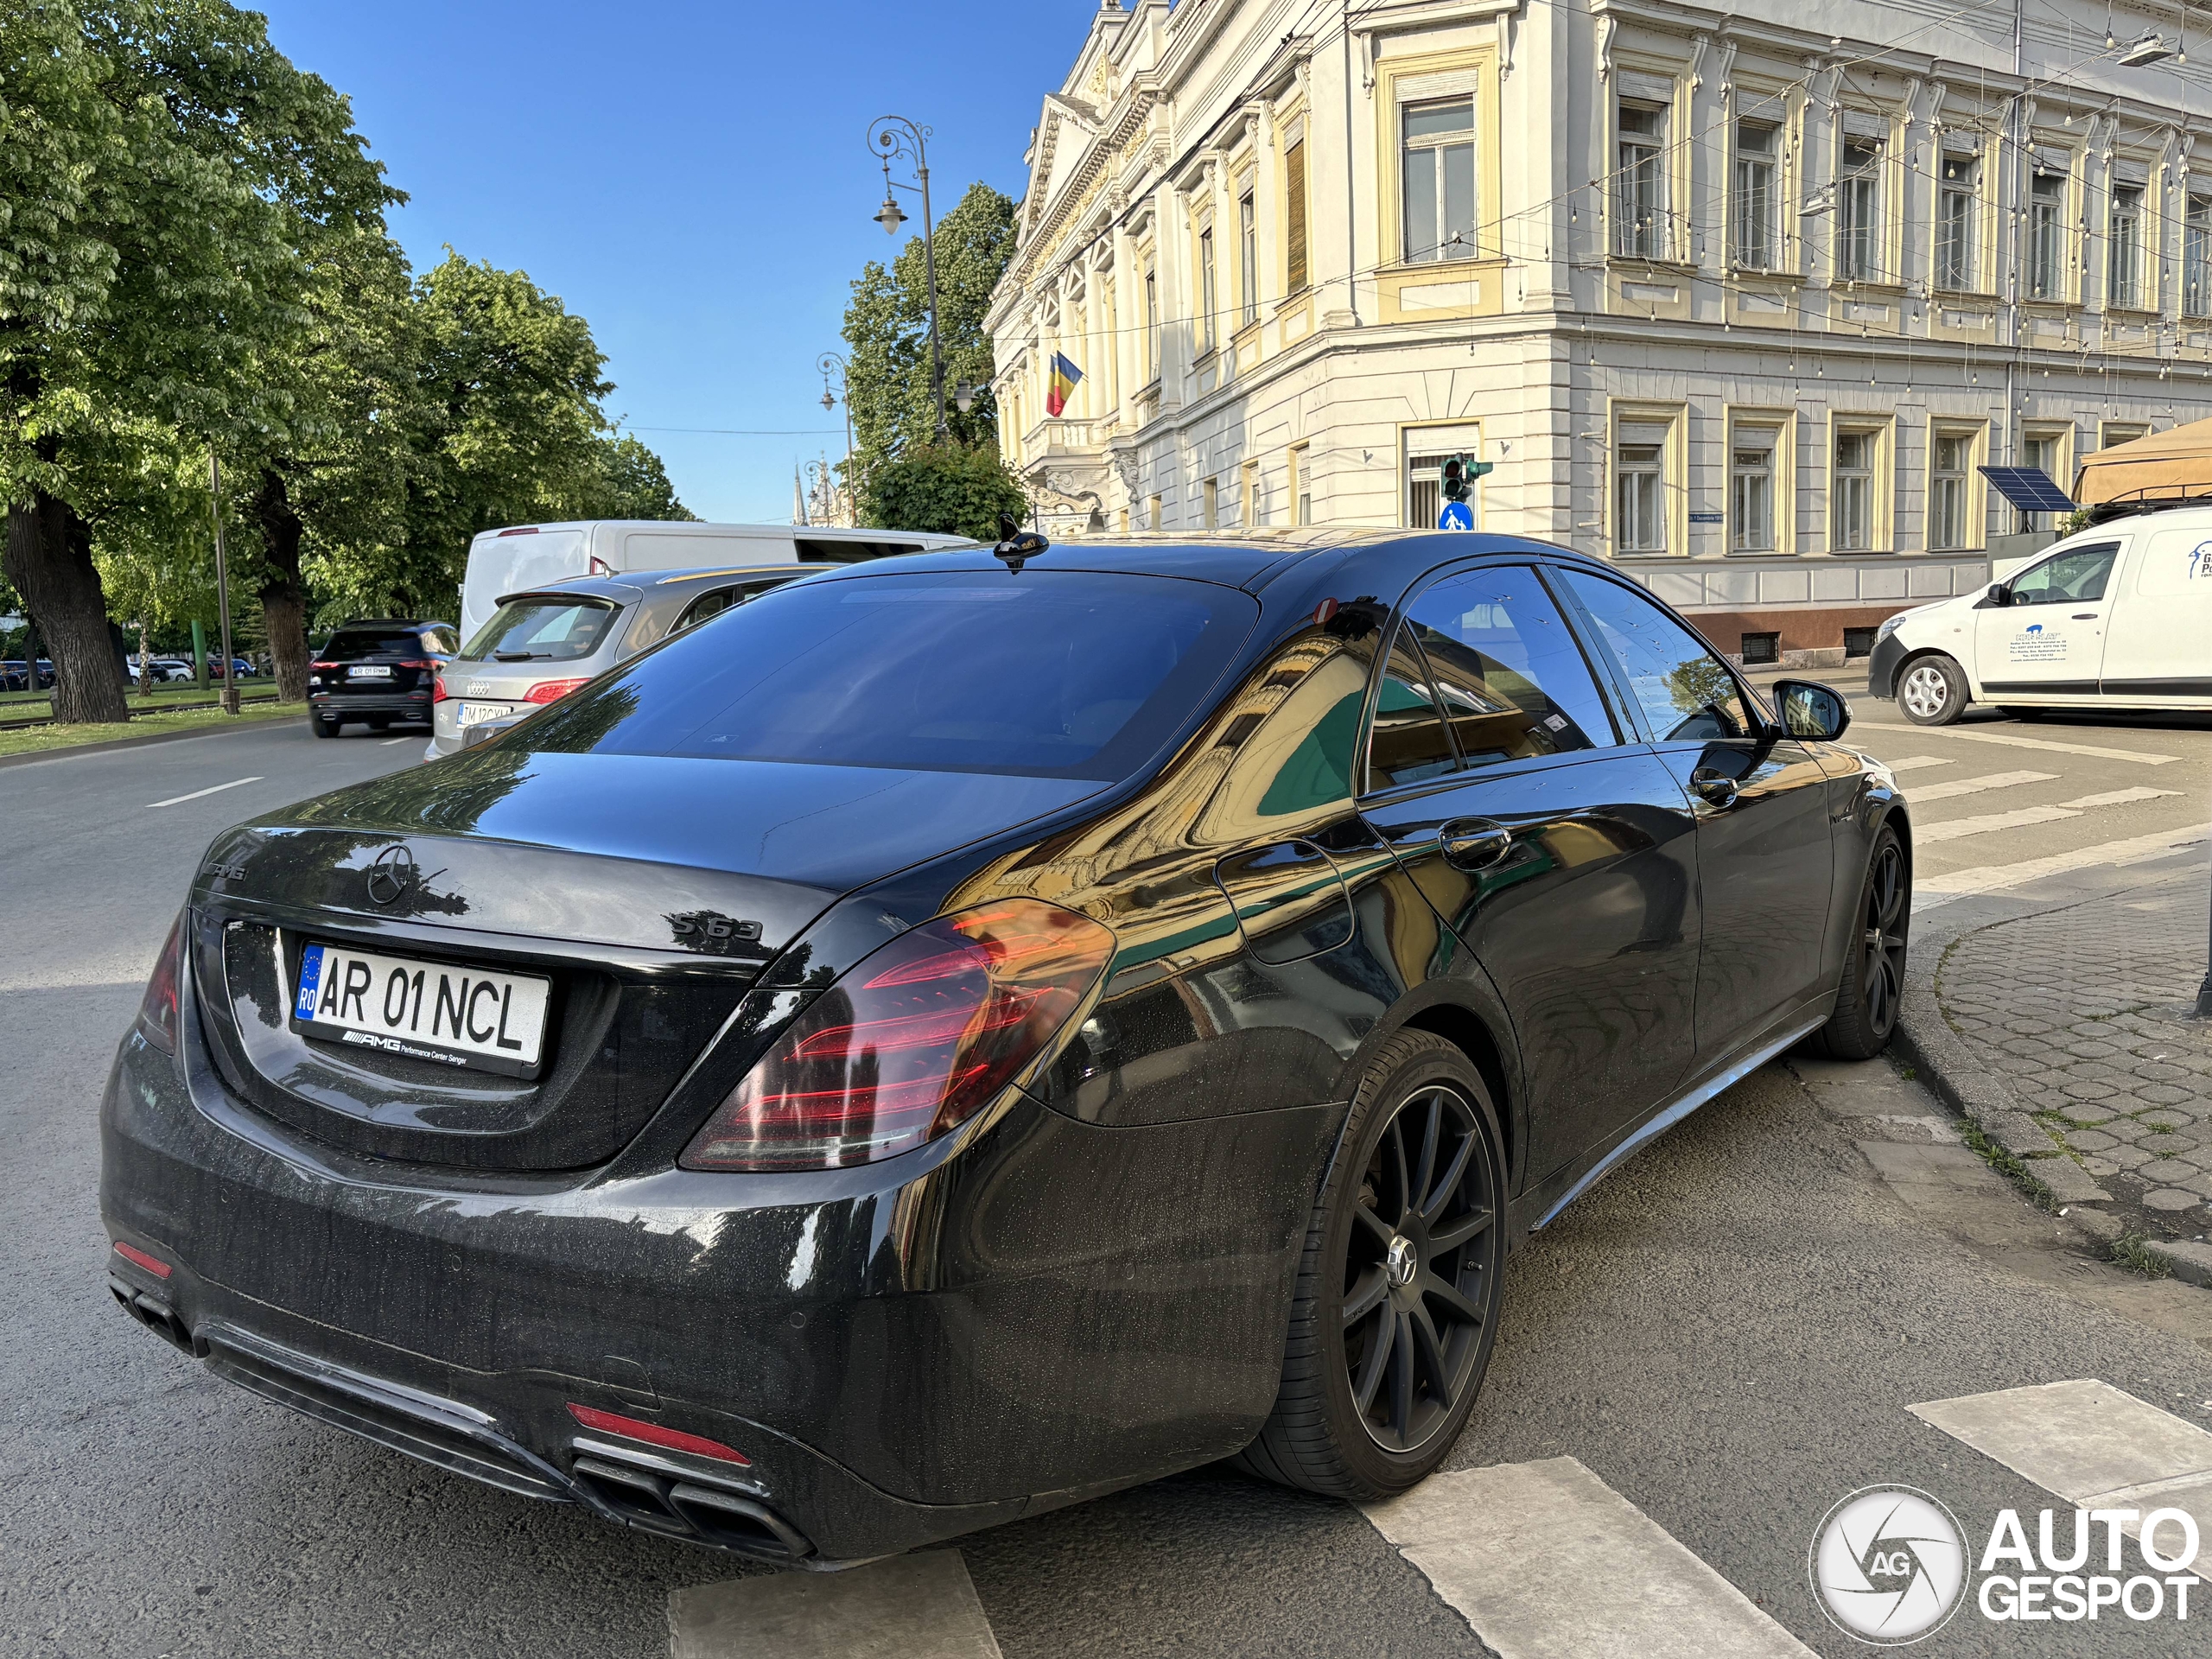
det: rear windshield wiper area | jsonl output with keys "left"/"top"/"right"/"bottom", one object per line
{"left": 493, "top": 651, "right": 555, "bottom": 662}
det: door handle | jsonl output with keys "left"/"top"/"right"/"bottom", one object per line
{"left": 2070, "top": 612, "right": 2099, "bottom": 620}
{"left": 1688, "top": 767, "right": 1740, "bottom": 808}
{"left": 1437, "top": 817, "right": 1512, "bottom": 872}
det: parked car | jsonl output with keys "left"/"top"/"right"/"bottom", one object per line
{"left": 460, "top": 520, "right": 974, "bottom": 641}
{"left": 125, "top": 657, "right": 195, "bottom": 685}
{"left": 2, "top": 659, "right": 55, "bottom": 691}
{"left": 104, "top": 531, "right": 1904, "bottom": 1567}
{"left": 207, "top": 656, "right": 257, "bottom": 681}
{"left": 1870, "top": 503, "right": 2212, "bottom": 723}
{"left": 306, "top": 620, "right": 456, "bottom": 736}
{"left": 426, "top": 565, "right": 810, "bottom": 760}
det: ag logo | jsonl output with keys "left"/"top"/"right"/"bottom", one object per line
{"left": 1809, "top": 1486, "right": 1968, "bottom": 1644}
{"left": 364, "top": 845, "right": 418, "bottom": 907}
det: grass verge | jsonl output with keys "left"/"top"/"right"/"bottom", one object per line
{"left": 0, "top": 701, "right": 304, "bottom": 760}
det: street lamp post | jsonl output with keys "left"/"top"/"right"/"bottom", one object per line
{"left": 868, "top": 116, "right": 950, "bottom": 441}
{"left": 817, "top": 351, "right": 855, "bottom": 524}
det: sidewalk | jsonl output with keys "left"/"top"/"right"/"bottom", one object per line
{"left": 1900, "top": 864, "right": 2212, "bottom": 1269}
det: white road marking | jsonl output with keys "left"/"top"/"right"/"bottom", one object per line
{"left": 1906, "top": 768, "right": 2056, "bottom": 803}
{"left": 1885, "top": 755, "right": 1955, "bottom": 773}
{"left": 2058, "top": 785, "right": 2185, "bottom": 810}
{"left": 1917, "top": 804, "right": 2083, "bottom": 844}
{"left": 1913, "top": 827, "right": 2210, "bottom": 912}
{"left": 379, "top": 736, "right": 407, "bottom": 747}
{"left": 1912, "top": 1379, "right": 2212, "bottom": 1547}
{"left": 145, "top": 775, "right": 263, "bottom": 809}
{"left": 669, "top": 1550, "right": 1000, "bottom": 1659}
{"left": 1852, "top": 723, "right": 2184, "bottom": 765}
{"left": 1363, "top": 1456, "right": 1813, "bottom": 1657}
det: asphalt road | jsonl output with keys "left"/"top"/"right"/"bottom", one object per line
{"left": 7, "top": 709, "right": 2212, "bottom": 1658}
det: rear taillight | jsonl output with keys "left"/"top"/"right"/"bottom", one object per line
{"left": 524, "top": 677, "right": 591, "bottom": 705}
{"left": 397, "top": 658, "right": 435, "bottom": 670}
{"left": 136, "top": 912, "right": 185, "bottom": 1053}
{"left": 432, "top": 673, "right": 450, "bottom": 703}
{"left": 681, "top": 899, "right": 1115, "bottom": 1173}
{"left": 310, "top": 660, "right": 338, "bottom": 671}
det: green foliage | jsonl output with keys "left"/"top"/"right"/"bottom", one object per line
{"left": 588, "top": 435, "right": 695, "bottom": 522}
{"left": 842, "top": 183, "right": 1014, "bottom": 486}
{"left": 858, "top": 443, "right": 1027, "bottom": 542}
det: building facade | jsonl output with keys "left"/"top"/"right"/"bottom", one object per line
{"left": 988, "top": 0, "right": 2212, "bottom": 661}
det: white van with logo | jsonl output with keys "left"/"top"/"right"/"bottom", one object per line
{"left": 1866, "top": 507, "right": 2212, "bottom": 724}
{"left": 459, "top": 521, "right": 973, "bottom": 641}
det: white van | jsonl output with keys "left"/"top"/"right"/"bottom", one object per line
{"left": 458, "top": 521, "right": 973, "bottom": 640}
{"left": 1868, "top": 506, "right": 2212, "bottom": 724}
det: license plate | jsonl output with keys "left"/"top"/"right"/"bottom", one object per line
{"left": 458, "top": 702, "right": 513, "bottom": 727}
{"left": 292, "top": 942, "right": 550, "bottom": 1077}
{"left": 349, "top": 664, "right": 392, "bottom": 678}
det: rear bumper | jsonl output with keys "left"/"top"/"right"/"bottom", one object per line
{"left": 310, "top": 690, "right": 431, "bottom": 719}
{"left": 99, "top": 964, "right": 1321, "bottom": 1559}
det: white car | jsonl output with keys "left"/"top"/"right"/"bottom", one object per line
{"left": 1868, "top": 506, "right": 2212, "bottom": 724}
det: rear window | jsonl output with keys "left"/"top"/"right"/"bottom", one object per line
{"left": 324, "top": 631, "right": 424, "bottom": 660}
{"left": 460, "top": 598, "right": 620, "bottom": 663}
{"left": 523, "top": 570, "right": 1257, "bottom": 779}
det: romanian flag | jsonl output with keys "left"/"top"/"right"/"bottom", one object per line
{"left": 1046, "top": 352, "right": 1083, "bottom": 416}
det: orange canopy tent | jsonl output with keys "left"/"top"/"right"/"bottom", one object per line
{"left": 2074, "top": 416, "right": 2212, "bottom": 508}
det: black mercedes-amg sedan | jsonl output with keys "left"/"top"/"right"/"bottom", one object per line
{"left": 102, "top": 531, "right": 1909, "bottom": 1567}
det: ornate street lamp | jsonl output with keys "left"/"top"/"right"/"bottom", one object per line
{"left": 868, "top": 116, "right": 950, "bottom": 440}
{"left": 817, "top": 351, "right": 855, "bottom": 526}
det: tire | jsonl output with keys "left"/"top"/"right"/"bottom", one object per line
{"left": 1238, "top": 1030, "right": 1507, "bottom": 1499}
{"left": 1808, "top": 824, "right": 1910, "bottom": 1060}
{"left": 1897, "top": 654, "right": 1969, "bottom": 726}
{"left": 310, "top": 712, "right": 340, "bottom": 739}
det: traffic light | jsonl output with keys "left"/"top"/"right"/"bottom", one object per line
{"left": 1442, "top": 455, "right": 1470, "bottom": 502}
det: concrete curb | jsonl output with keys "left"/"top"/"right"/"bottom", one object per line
{"left": 1895, "top": 888, "right": 2212, "bottom": 1287}
{"left": 0, "top": 711, "right": 304, "bottom": 772}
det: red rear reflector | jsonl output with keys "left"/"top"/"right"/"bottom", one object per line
{"left": 113, "top": 1241, "right": 172, "bottom": 1279}
{"left": 524, "top": 677, "right": 591, "bottom": 705}
{"left": 566, "top": 1403, "right": 750, "bottom": 1465}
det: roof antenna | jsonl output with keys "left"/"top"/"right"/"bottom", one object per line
{"left": 993, "top": 512, "right": 1049, "bottom": 573}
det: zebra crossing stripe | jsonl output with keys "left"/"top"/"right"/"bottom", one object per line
{"left": 1362, "top": 1455, "right": 1815, "bottom": 1657}
{"left": 1911, "top": 1378, "right": 2212, "bottom": 1548}
{"left": 669, "top": 1550, "right": 1001, "bottom": 1659}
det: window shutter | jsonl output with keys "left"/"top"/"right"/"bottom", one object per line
{"left": 1285, "top": 141, "right": 1308, "bottom": 293}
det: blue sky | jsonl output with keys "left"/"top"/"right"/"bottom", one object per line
{"left": 253, "top": 2, "right": 1091, "bottom": 524}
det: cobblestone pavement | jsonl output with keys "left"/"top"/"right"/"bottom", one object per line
{"left": 1936, "top": 869, "right": 2212, "bottom": 1238}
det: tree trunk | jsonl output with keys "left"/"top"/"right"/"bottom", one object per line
{"left": 253, "top": 467, "right": 311, "bottom": 703}
{"left": 137, "top": 614, "right": 152, "bottom": 696}
{"left": 3, "top": 491, "right": 129, "bottom": 725}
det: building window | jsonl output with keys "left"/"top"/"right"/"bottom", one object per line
{"left": 1836, "top": 141, "right": 1881, "bottom": 282}
{"left": 1407, "top": 445, "right": 1480, "bottom": 529}
{"left": 1936, "top": 153, "right": 1977, "bottom": 290}
{"left": 1730, "top": 429, "right": 1778, "bottom": 552}
{"left": 1615, "top": 423, "right": 1668, "bottom": 551}
{"left": 1740, "top": 632, "right": 1780, "bottom": 665}
{"left": 1202, "top": 476, "right": 1218, "bottom": 529}
{"left": 2187, "top": 196, "right": 2212, "bottom": 318}
{"left": 1929, "top": 431, "right": 1975, "bottom": 550}
{"left": 1615, "top": 101, "right": 1669, "bottom": 258}
{"left": 1238, "top": 188, "right": 1258, "bottom": 328}
{"left": 2019, "top": 432, "right": 2063, "bottom": 532}
{"left": 1242, "top": 460, "right": 1262, "bottom": 526}
{"left": 1834, "top": 429, "right": 1875, "bottom": 550}
{"left": 1284, "top": 139, "right": 1309, "bottom": 292}
{"left": 1731, "top": 121, "right": 1778, "bottom": 270}
{"left": 1147, "top": 493, "right": 1162, "bottom": 530}
{"left": 1143, "top": 262, "right": 1159, "bottom": 383}
{"left": 2029, "top": 168, "right": 2066, "bottom": 300}
{"left": 1402, "top": 96, "right": 1478, "bottom": 264}
{"left": 1288, "top": 442, "right": 1311, "bottom": 525}
{"left": 1198, "top": 223, "right": 1217, "bottom": 352}
{"left": 2108, "top": 184, "right": 2144, "bottom": 308}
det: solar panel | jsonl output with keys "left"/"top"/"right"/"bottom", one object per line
{"left": 1979, "top": 465, "right": 2076, "bottom": 514}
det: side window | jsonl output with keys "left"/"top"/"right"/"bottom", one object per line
{"left": 1559, "top": 570, "right": 1756, "bottom": 743}
{"left": 2010, "top": 543, "right": 2119, "bottom": 604}
{"left": 1402, "top": 565, "right": 1621, "bottom": 766}
{"left": 671, "top": 588, "right": 741, "bottom": 634}
{"left": 1365, "top": 634, "right": 1458, "bottom": 789}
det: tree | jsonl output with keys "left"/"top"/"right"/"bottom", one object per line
{"left": 0, "top": 0, "right": 392, "bottom": 722}
{"left": 588, "top": 435, "right": 694, "bottom": 522}
{"left": 842, "top": 183, "right": 1014, "bottom": 486}
{"left": 857, "top": 443, "right": 1027, "bottom": 542}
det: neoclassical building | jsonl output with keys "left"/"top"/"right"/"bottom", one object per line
{"left": 988, "top": 0, "right": 2212, "bottom": 661}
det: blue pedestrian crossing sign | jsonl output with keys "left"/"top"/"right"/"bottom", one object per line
{"left": 1439, "top": 499, "right": 1476, "bottom": 531}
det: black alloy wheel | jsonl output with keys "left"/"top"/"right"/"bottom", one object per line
{"left": 1239, "top": 1030, "right": 1506, "bottom": 1498}
{"left": 1809, "top": 824, "right": 1910, "bottom": 1059}
{"left": 1341, "top": 1081, "right": 1497, "bottom": 1453}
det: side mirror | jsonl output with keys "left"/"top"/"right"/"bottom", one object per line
{"left": 1987, "top": 582, "right": 2011, "bottom": 605}
{"left": 1770, "top": 678, "right": 1851, "bottom": 742}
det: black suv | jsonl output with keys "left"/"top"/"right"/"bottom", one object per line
{"left": 307, "top": 620, "right": 457, "bottom": 738}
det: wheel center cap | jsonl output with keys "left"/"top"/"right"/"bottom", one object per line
{"left": 1384, "top": 1235, "right": 1419, "bottom": 1289}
